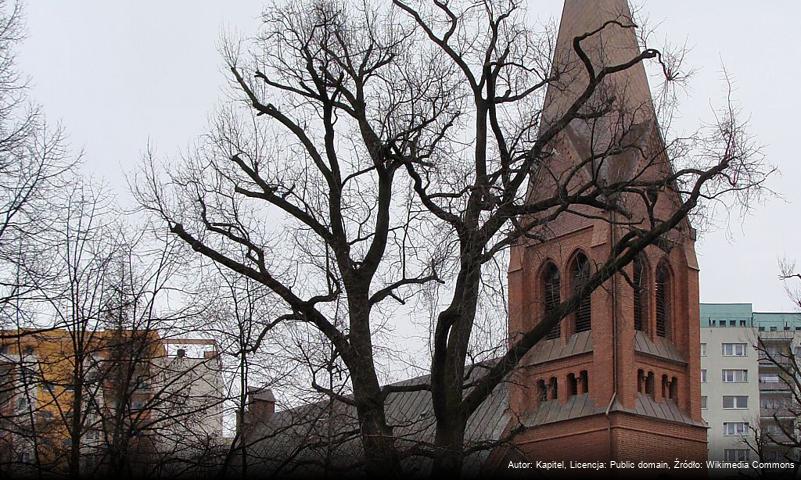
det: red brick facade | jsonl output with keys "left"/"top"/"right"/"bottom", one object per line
{"left": 502, "top": 0, "right": 707, "bottom": 467}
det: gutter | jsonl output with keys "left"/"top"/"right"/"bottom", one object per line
{"left": 607, "top": 208, "right": 619, "bottom": 459}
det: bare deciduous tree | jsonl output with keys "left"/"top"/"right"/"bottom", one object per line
{"left": 135, "top": 0, "right": 770, "bottom": 477}
{"left": 0, "top": 0, "right": 74, "bottom": 327}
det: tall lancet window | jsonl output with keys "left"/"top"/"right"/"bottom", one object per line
{"left": 655, "top": 261, "right": 672, "bottom": 338}
{"left": 542, "top": 262, "right": 561, "bottom": 340}
{"left": 572, "top": 253, "right": 592, "bottom": 333}
{"left": 633, "top": 255, "right": 648, "bottom": 332}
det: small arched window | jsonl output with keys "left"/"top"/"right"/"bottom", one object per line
{"left": 670, "top": 376, "right": 678, "bottom": 401}
{"left": 571, "top": 253, "right": 592, "bottom": 333}
{"left": 633, "top": 255, "right": 648, "bottom": 332}
{"left": 542, "top": 262, "right": 561, "bottom": 340}
{"left": 536, "top": 379, "right": 547, "bottom": 402}
{"left": 567, "top": 373, "right": 578, "bottom": 396}
{"left": 548, "top": 377, "right": 558, "bottom": 400}
{"left": 655, "top": 261, "right": 672, "bottom": 338}
{"left": 645, "top": 372, "right": 655, "bottom": 398}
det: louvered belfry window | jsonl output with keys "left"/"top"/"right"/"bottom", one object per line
{"left": 572, "top": 253, "right": 592, "bottom": 333}
{"left": 655, "top": 262, "right": 671, "bottom": 337}
{"left": 543, "top": 263, "right": 561, "bottom": 340}
{"left": 633, "top": 255, "right": 647, "bottom": 332}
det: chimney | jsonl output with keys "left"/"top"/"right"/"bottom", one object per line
{"left": 247, "top": 387, "right": 276, "bottom": 421}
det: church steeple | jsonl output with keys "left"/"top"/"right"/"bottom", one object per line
{"left": 542, "top": 0, "right": 656, "bottom": 128}
{"left": 506, "top": 0, "right": 707, "bottom": 464}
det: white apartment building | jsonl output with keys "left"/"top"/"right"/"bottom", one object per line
{"left": 700, "top": 303, "right": 801, "bottom": 467}
{"left": 151, "top": 339, "right": 225, "bottom": 458}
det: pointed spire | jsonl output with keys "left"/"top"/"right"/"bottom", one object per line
{"left": 542, "top": 0, "right": 656, "bottom": 128}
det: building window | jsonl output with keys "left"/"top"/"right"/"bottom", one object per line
{"left": 701, "top": 369, "right": 707, "bottom": 383}
{"left": 700, "top": 343, "right": 707, "bottom": 357}
{"left": 722, "top": 343, "right": 747, "bottom": 357}
{"left": 548, "top": 377, "right": 558, "bottom": 400}
{"left": 722, "top": 395, "right": 748, "bottom": 409}
{"left": 655, "top": 261, "right": 671, "bottom": 338}
{"left": 740, "top": 320, "right": 747, "bottom": 327}
{"left": 536, "top": 379, "right": 547, "bottom": 402}
{"left": 723, "top": 422, "right": 749, "bottom": 436}
{"left": 763, "top": 450, "right": 785, "bottom": 462}
{"left": 542, "top": 262, "right": 561, "bottom": 340}
{"left": 567, "top": 373, "right": 578, "bottom": 396}
{"left": 701, "top": 396, "right": 707, "bottom": 409}
{"left": 762, "top": 345, "right": 782, "bottom": 359}
{"left": 722, "top": 369, "right": 748, "bottom": 383}
{"left": 724, "top": 449, "right": 749, "bottom": 462}
{"left": 645, "top": 371, "right": 655, "bottom": 398}
{"left": 761, "top": 397, "right": 789, "bottom": 410}
{"left": 571, "top": 253, "right": 591, "bottom": 333}
{"left": 633, "top": 255, "right": 648, "bottom": 332}
{"left": 759, "top": 374, "right": 780, "bottom": 384}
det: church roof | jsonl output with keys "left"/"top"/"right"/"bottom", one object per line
{"left": 241, "top": 367, "right": 510, "bottom": 478}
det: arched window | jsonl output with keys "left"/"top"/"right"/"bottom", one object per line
{"left": 669, "top": 376, "right": 678, "bottom": 401}
{"left": 567, "top": 373, "right": 578, "bottom": 396}
{"left": 645, "top": 371, "right": 655, "bottom": 398}
{"left": 637, "top": 369, "right": 645, "bottom": 393}
{"left": 548, "top": 377, "right": 558, "bottom": 400}
{"left": 655, "top": 261, "right": 672, "bottom": 338}
{"left": 571, "top": 253, "right": 592, "bottom": 333}
{"left": 579, "top": 370, "right": 589, "bottom": 394}
{"left": 542, "top": 262, "right": 561, "bottom": 340}
{"left": 633, "top": 254, "right": 648, "bottom": 332}
{"left": 536, "top": 379, "right": 547, "bottom": 402}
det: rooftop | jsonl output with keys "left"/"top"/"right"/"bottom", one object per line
{"left": 699, "top": 303, "right": 801, "bottom": 329}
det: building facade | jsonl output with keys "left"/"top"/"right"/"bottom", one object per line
{"left": 700, "top": 303, "right": 801, "bottom": 467}
{"left": 0, "top": 330, "right": 223, "bottom": 477}
{"left": 505, "top": 0, "right": 706, "bottom": 462}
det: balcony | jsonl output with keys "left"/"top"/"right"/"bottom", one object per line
{"left": 759, "top": 381, "right": 791, "bottom": 392}
{"left": 758, "top": 354, "right": 794, "bottom": 368}
{"left": 761, "top": 406, "right": 797, "bottom": 419}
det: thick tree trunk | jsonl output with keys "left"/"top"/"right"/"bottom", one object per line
{"left": 347, "top": 292, "right": 403, "bottom": 478}
{"left": 431, "top": 418, "right": 467, "bottom": 478}
{"left": 356, "top": 402, "right": 402, "bottom": 478}
{"left": 430, "top": 243, "right": 482, "bottom": 479}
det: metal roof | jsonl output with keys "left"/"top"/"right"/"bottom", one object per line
{"left": 699, "top": 303, "right": 801, "bottom": 329}
{"left": 633, "top": 331, "right": 686, "bottom": 364}
{"left": 240, "top": 369, "right": 510, "bottom": 478}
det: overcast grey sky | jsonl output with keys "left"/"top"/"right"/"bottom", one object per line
{"left": 16, "top": 1, "right": 801, "bottom": 312}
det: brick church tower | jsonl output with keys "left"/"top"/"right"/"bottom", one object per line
{"left": 506, "top": 0, "right": 707, "bottom": 462}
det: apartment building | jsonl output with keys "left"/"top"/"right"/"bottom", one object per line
{"left": 700, "top": 303, "right": 801, "bottom": 465}
{"left": 0, "top": 329, "right": 223, "bottom": 476}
